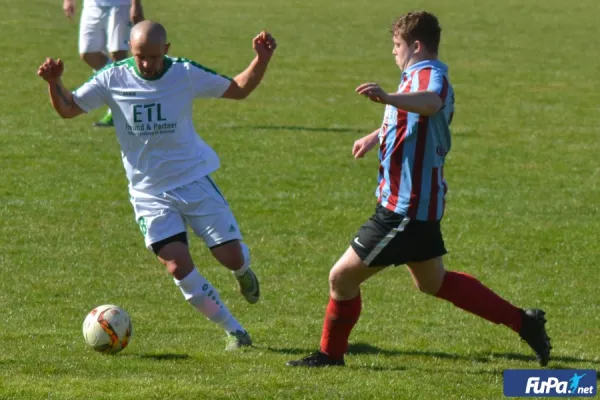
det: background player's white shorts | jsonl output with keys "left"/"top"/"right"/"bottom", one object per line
{"left": 129, "top": 176, "right": 243, "bottom": 250}
{"left": 79, "top": 5, "right": 130, "bottom": 54}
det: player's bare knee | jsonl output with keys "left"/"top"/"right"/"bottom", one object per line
{"left": 80, "top": 52, "right": 107, "bottom": 70}
{"left": 80, "top": 53, "right": 95, "bottom": 68}
{"left": 162, "top": 259, "right": 179, "bottom": 275}
{"left": 110, "top": 50, "right": 128, "bottom": 62}
{"left": 328, "top": 268, "right": 353, "bottom": 293}
{"left": 412, "top": 273, "right": 444, "bottom": 295}
{"left": 414, "top": 280, "right": 439, "bottom": 296}
{"left": 161, "top": 258, "right": 194, "bottom": 280}
{"left": 153, "top": 237, "right": 194, "bottom": 280}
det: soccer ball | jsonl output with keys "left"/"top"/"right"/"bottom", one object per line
{"left": 82, "top": 304, "right": 133, "bottom": 354}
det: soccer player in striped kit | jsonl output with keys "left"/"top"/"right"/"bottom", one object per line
{"left": 287, "top": 11, "right": 551, "bottom": 367}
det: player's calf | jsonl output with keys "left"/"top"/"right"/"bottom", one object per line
{"left": 232, "top": 243, "right": 260, "bottom": 304}
{"left": 212, "top": 241, "right": 260, "bottom": 304}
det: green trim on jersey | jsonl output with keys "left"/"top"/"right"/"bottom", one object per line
{"left": 132, "top": 56, "right": 173, "bottom": 81}
{"left": 84, "top": 58, "right": 135, "bottom": 83}
{"left": 80, "top": 56, "right": 230, "bottom": 87}
{"left": 171, "top": 57, "right": 232, "bottom": 80}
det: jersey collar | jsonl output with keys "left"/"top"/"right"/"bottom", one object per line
{"left": 132, "top": 56, "right": 173, "bottom": 81}
{"left": 403, "top": 59, "right": 448, "bottom": 76}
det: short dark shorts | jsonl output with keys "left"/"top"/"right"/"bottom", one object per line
{"left": 350, "top": 204, "right": 447, "bottom": 267}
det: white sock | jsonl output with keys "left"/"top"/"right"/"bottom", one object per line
{"left": 232, "top": 242, "right": 251, "bottom": 277}
{"left": 174, "top": 268, "right": 245, "bottom": 334}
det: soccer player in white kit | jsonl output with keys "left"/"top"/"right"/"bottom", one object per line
{"left": 63, "top": 0, "right": 144, "bottom": 127}
{"left": 38, "top": 21, "right": 277, "bottom": 350}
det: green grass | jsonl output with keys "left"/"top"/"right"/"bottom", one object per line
{"left": 1, "top": 0, "right": 599, "bottom": 399}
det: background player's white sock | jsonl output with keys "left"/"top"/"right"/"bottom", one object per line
{"left": 174, "top": 268, "right": 245, "bottom": 333}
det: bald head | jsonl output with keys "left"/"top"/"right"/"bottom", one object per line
{"left": 129, "top": 21, "right": 170, "bottom": 79}
{"left": 130, "top": 20, "right": 168, "bottom": 46}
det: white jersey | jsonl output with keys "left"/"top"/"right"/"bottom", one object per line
{"left": 72, "top": 56, "right": 232, "bottom": 195}
{"left": 83, "top": 0, "right": 130, "bottom": 7}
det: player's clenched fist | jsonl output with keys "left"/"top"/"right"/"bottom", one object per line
{"left": 38, "top": 58, "right": 65, "bottom": 83}
{"left": 253, "top": 31, "right": 277, "bottom": 60}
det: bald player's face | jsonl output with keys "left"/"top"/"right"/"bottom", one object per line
{"left": 130, "top": 40, "right": 170, "bottom": 79}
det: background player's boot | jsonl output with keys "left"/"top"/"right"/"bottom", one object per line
{"left": 519, "top": 309, "right": 551, "bottom": 366}
{"left": 235, "top": 269, "right": 260, "bottom": 304}
{"left": 94, "top": 109, "right": 113, "bottom": 127}
{"left": 225, "top": 330, "right": 252, "bottom": 351}
{"left": 286, "top": 351, "right": 345, "bottom": 367}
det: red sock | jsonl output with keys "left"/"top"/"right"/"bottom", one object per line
{"left": 435, "top": 271, "right": 523, "bottom": 332}
{"left": 319, "top": 294, "right": 362, "bottom": 359}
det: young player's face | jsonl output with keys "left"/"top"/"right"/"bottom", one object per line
{"left": 392, "top": 34, "right": 417, "bottom": 71}
{"left": 131, "top": 41, "right": 170, "bottom": 79}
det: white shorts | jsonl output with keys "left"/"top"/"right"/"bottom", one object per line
{"left": 129, "top": 177, "right": 243, "bottom": 250}
{"left": 79, "top": 5, "right": 130, "bottom": 54}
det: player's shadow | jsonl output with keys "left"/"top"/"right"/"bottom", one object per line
{"left": 264, "top": 345, "right": 311, "bottom": 355}
{"left": 248, "top": 125, "right": 366, "bottom": 134}
{"left": 266, "top": 342, "right": 599, "bottom": 369}
{"left": 136, "top": 353, "right": 190, "bottom": 361}
{"left": 348, "top": 343, "right": 600, "bottom": 367}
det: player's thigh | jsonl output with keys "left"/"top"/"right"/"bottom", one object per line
{"left": 79, "top": 5, "right": 107, "bottom": 54}
{"left": 330, "top": 246, "right": 387, "bottom": 288}
{"left": 402, "top": 219, "right": 448, "bottom": 294}
{"left": 106, "top": 6, "right": 131, "bottom": 53}
{"left": 129, "top": 191, "right": 187, "bottom": 251}
{"left": 176, "top": 177, "right": 243, "bottom": 248}
{"left": 406, "top": 257, "right": 446, "bottom": 295}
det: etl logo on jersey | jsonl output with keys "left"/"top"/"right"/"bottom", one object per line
{"left": 504, "top": 369, "right": 596, "bottom": 397}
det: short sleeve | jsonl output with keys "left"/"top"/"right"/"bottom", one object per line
{"left": 72, "top": 73, "right": 109, "bottom": 112}
{"left": 186, "top": 61, "right": 232, "bottom": 98}
{"left": 418, "top": 68, "right": 449, "bottom": 102}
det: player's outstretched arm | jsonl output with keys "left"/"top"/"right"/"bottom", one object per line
{"left": 356, "top": 83, "right": 442, "bottom": 116}
{"left": 38, "top": 58, "right": 85, "bottom": 119}
{"left": 222, "top": 31, "right": 277, "bottom": 100}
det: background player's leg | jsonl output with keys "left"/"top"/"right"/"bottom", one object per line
{"left": 109, "top": 50, "right": 128, "bottom": 62}
{"left": 93, "top": 6, "right": 131, "bottom": 127}
{"left": 81, "top": 52, "right": 109, "bottom": 71}
{"left": 106, "top": 5, "right": 131, "bottom": 61}
{"left": 79, "top": 5, "right": 109, "bottom": 70}
{"left": 91, "top": 47, "right": 128, "bottom": 127}
{"left": 156, "top": 239, "right": 251, "bottom": 350}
